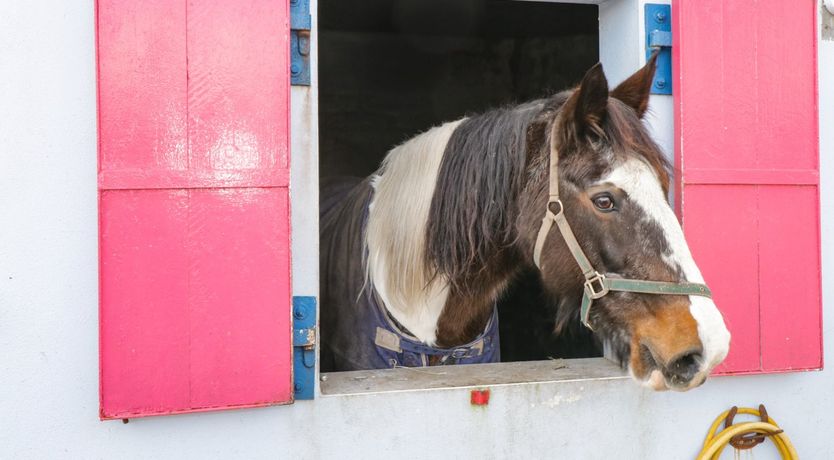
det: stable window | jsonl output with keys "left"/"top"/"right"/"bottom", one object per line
{"left": 319, "top": 0, "right": 602, "bottom": 368}
{"left": 97, "top": 0, "right": 821, "bottom": 418}
{"left": 317, "top": 0, "right": 822, "bottom": 393}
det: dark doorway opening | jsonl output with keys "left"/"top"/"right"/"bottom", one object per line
{"left": 319, "top": 0, "right": 602, "bottom": 362}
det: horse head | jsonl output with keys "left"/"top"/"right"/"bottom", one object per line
{"left": 521, "top": 56, "right": 731, "bottom": 390}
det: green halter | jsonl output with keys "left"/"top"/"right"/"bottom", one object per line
{"left": 532, "top": 124, "right": 712, "bottom": 330}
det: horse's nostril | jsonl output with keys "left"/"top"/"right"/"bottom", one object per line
{"left": 662, "top": 350, "right": 703, "bottom": 385}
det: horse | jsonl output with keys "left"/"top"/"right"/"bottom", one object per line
{"left": 320, "top": 55, "right": 730, "bottom": 391}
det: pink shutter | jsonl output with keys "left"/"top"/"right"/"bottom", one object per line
{"left": 98, "top": 0, "right": 292, "bottom": 418}
{"left": 673, "top": 1, "right": 821, "bottom": 374}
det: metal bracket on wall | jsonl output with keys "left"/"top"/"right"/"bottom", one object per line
{"left": 290, "top": 0, "right": 311, "bottom": 86}
{"left": 292, "top": 296, "right": 316, "bottom": 399}
{"left": 645, "top": 4, "right": 672, "bottom": 95}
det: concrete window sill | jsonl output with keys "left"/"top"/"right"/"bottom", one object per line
{"left": 320, "top": 358, "right": 628, "bottom": 396}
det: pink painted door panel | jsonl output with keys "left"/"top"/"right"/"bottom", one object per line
{"left": 98, "top": 0, "right": 292, "bottom": 418}
{"left": 673, "top": 0, "right": 821, "bottom": 374}
{"left": 682, "top": 186, "right": 760, "bottom": 372}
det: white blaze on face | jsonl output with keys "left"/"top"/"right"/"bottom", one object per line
{"left": 599, "top": 159, "right": 731, "bottom": 386}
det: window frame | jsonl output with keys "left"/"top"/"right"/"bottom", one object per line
{"left": 307, "top": 0, "right": 686, "bottom": 398}
{"left": 307, "top": 0, "right": 823, "bottom": 398}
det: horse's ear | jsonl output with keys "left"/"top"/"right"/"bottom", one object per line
{"left": 562, "top": 62, "right": 609, "bottom": 141}
{"left": 610, "top": 51, "right": 659, "bottom": 118}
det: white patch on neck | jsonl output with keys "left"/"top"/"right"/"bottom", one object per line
{"left": 365, "top": 119, "right": 465, "bottom": 345}
{"left": 600, "top": 159, "right": 730, "bottom": 381}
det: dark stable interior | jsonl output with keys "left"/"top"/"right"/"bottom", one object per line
{"left": 319, "top": 0, "right": 602, "bottom": 361}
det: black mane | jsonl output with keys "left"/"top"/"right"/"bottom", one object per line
{"left": 425, "top": 100, "right": 550, "bottom": 290}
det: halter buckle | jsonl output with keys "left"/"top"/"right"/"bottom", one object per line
{"left": 584, "top": 272, "right": 609, "bottom": 299}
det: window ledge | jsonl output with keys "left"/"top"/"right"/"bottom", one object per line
{"left": 320, "top": 358, "right": 629, "bottom": 396}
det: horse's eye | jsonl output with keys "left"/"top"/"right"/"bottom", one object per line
{"left": 592, "top": 194, "right": 616, "bottom": 212}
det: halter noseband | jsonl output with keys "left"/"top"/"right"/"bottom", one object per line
{"left": 532, "top": 124, "right": 712, "bottom": 330}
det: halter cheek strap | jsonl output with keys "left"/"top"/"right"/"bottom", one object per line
{"left": 532, "top": 124, "right": 712, "bottom": 330}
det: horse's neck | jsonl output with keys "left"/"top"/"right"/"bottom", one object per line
{"left": 373, "top": 250, "right": 520, "bottom": 348}
{"left": 434, "top": 262, "right": 519, "bottom": 348}
{"left": 434, "top": 290, "right": 499, "bottom": 348}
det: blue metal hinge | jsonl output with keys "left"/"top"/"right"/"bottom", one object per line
{"left": 645, "top": 4, "right": 672, "bottom": 95}
{"left": 292, "top": 296, "right": 316, "bottom": 400}
{"left": 290, "top": 0, "right": 311, "bottom": 86}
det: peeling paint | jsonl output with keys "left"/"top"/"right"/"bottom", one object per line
{"left": 823, "top": 3, "right": 834, "bottom": 41}
{"left": 542, "top": 393, "right": 582, "bottom": 408}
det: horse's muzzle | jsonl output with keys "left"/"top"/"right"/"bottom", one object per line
{"left": 660, "top": 348, "right": 703, "bottom": 389}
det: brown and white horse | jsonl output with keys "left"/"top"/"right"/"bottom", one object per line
{"left": 320, "top": 56, "right": 730, "bottom": 391}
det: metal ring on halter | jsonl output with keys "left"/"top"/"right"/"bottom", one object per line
{"left": 547, "top": 199, "right": 563, "bottom": 216}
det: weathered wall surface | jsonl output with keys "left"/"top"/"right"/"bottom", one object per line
{"left": 1, "top": 2, "right": 832, "bottom": 459}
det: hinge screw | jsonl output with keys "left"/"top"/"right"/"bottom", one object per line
{"left": 293, "top": 306, "right": 306, "bottom": 319}
{"left": 290, "top": 63, "right": 301, "bottom": 76}
{"left": 655, "top": 78, "right": 667, "bottom": 89}
{"left": 655, "top": 11, "right": 667, "bottom": 23}
{"left": 294, "top": 383, "right": 303, "bottom": 393}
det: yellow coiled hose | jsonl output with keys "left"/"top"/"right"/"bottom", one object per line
{"left": 697, "top": 406, "right": 798, "bottom": 459}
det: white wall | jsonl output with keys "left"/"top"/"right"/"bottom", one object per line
{"left": 1, "top": 1, "right": 832, "bottom": 459}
